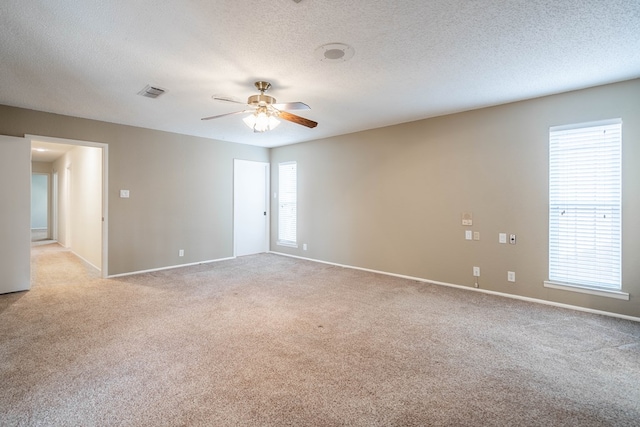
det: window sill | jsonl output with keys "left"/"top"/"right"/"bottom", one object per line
{"left": 544, "top": 281, "right": 629, "bottom": 300}
{"left": 277, "top": 241, "right": 298, "bottom": 249}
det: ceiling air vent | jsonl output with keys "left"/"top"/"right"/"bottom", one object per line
{"left": 138, "top": 85, "right": 166, "bottom": 99}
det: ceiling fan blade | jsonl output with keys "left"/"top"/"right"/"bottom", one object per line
{"left": 201, "top": 110, "right": 251, "bottom": 121}
{"left": 272, "top": 102, "right": 310, "bottom": 111}
{"left": 278, "top": 111, "right": 318, "bottom": 128}
{"left": 212, "top": 96, "right": 247, "bottom": 105}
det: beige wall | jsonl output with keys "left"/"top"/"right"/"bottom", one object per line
{"left": 2, "top": 79, "right": 638, "bottom": 316}
{"left": 271, "top": 79, "right": 640, "bottom": 318}
{"left": 32, "top": 161, "right": 52, "bottom": 174}
{"left": 0, "top": 106, "right": 269, "bottom": 275}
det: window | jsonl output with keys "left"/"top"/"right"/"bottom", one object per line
{"left": 547, "top": 119, "right": 622, "bottom": 296}
{"left": 278, "top": 161, "right": 297, "bottom": 247}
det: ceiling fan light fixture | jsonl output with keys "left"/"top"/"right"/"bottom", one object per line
{"left": 243, "top": 109, "right": 280, "bottom": 133}
{"left": 203, "top": 81, "right": 317, "bottom": 130}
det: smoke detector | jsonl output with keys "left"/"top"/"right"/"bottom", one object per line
{"left": 138, "top": 85, "right": 166, "bottom": 99}
{"left": 314, "top": 43, "right": 355, "bottom": 63}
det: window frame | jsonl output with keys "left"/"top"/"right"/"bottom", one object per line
{"left": 544, "top": 118, "right": 628, "bottom": 300}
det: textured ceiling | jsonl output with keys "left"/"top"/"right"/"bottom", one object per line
{"left": 2, "top": 0, "right": 639, "bottom": 148}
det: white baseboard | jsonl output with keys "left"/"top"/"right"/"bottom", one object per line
{"left": 269, "top": 251, "right": 640, "bottom": 323}
{"left": 71, "top": 250, "right": 101, "bottom": 273}
{"left": 107, "top": 256, "right": 236, "bottom": 278}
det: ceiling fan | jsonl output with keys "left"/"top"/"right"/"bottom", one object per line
{"left": 201, "top": 81, "right": 318, "bottom": 132}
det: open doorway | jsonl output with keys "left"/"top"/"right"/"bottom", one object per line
{"left": 29, "top": 135, "right": 108, "bottom": 277}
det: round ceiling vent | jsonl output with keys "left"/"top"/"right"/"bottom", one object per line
{"left": 314, "top": 43, "right": 355, "bottom": 63}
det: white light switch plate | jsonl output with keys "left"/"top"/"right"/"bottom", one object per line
{"left": 499, "top": 233, "right": 507, "bottom": 244}
{"left": 465, "top": 230, "right": 473, "bottom": 240}
{"left": 120, "top": 189, "right": 130, "bottom": 198}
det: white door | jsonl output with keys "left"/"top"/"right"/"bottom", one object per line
{"left": 234, "top": 159, "right": 269, "bottom": 256}
{"left": 0, "top": 135, "right": 31, "bottom": 293}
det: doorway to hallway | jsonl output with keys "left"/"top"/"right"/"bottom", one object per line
{"left": 29, "top": 135, "right": 108, "bottom": 278}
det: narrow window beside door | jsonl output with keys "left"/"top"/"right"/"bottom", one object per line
{"left": 278, "top": 161, "right": 297, "bottom": 247}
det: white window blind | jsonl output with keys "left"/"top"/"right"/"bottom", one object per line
{"left": 549, "top": 119, "right": 622, "bottom": 290}
{"left": 278, "top": 161, "right": 297, "bottom": 246}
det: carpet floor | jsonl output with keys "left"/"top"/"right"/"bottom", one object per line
{"left": 1, "top": 244, "right": 639, "bottom": 426}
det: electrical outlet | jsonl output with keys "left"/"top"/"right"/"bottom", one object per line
{"left": 508, "top": 271, "right": 515, "bottom": 282}
{"left": 473, "top": 231, "right": 480, "bottom": 241}
{"left": 465, "top": 230, "right": 473, "bottom": 240}
{"left": 473, "top": 266, "right": 480, "bottom": 277}
{"left": 179, "top": 249, "right": 184, "bottom": 257}
{"left": 303, "top": 243, "right": 308, "bottom": 251}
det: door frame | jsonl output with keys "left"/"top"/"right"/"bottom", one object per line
{"left": 233, "top": 159, "right": 270, "bottom": 257}
{"left": 27, "top": 134, "right": 109, "bottom": 278}
{"left": 51, "top": 170, "right": 58, "bottom": 241}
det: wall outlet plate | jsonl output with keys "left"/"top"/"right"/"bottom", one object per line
{"left": 507, "top": 271, "right": 515, "bottom": 282}
{"left": 465, "top": 230, "right": 473, "bottom": 240}
{"left": 473, "top": 266, "right": 480, "bottom": 277}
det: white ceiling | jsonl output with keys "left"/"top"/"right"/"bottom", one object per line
{"left": 2, "top": 0, "right": 639, "bottom": 149}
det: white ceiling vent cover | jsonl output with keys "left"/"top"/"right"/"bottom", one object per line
{"left": 138, "top": 85, "right": 166, "bottom": 98}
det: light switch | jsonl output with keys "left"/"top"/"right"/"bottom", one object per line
{"left": 499, "top": 233, "right": 507, "bottom": 244}
{"left": 120, "top": 189, "right": 130, "bottom": 198}
{"left": 465, "top": 230, "right": 473, "bottom": 240}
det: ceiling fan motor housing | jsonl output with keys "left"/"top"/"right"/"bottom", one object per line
{"left": 248, "top": 94, "right": 276, "bottom": 106}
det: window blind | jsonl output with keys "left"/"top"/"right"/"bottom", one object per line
{"left": 549, "top": 120, "right": 622, "bottom": 290}
{"left": 278, "top": 162, "right": 297, "bottom": 246}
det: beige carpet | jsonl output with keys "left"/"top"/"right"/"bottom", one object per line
{"left": 1, "top": 244, "right": 639, "bottom": 426}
